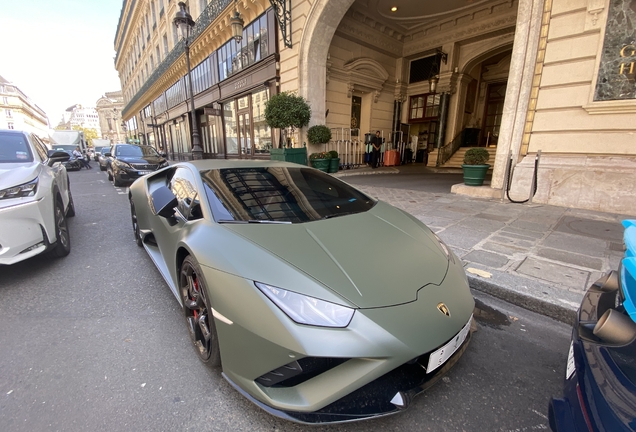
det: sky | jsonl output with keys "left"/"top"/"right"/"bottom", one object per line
{"left": 0, "top": 0, "right": 125, "bottom": 127}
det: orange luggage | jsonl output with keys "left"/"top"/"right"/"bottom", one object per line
{"left": 383, "top": 150, "right": 400, "bottom": 166}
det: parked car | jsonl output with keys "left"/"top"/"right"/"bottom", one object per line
{"left": 56, "top": 149, "right": 81, "bottom": 171}
{"left": 94, "top": 146, "right": 110, "bottom": 162}
{"left": 128, "top": 160, "right": 474, "bottom": 423}
{"left": 549, "top": 219, "right": 636, "bottom": 432}
{"left": 97, "top": 147, "right": 111, "bottom": 171}
{"left": 0, "top": 129, "right": 75, "bottom": 265}
{"left": 105, "top": 144, "right": 168, "bottom": 186}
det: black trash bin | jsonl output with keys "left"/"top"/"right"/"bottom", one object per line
{"left": 416, "top": 149, "right": 425, "bottom": 163}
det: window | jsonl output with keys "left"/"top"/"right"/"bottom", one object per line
{"left": 217, "top": 13, "right": 269, "bottom": 80}
{"left": 150, "top": 55, "right": 155, "bottom": 70}
{"left": 163, "top": 34, "right": 169, "bottom": 56}
{"left": 408, "top": 93, "right": 440, "bottom": 121}
{"left": 170, "top": 167, "right": 202, "bottom": 220}
{"left": 2, "top": 97, "right": 7, "bottom": 105}
{"left": 5, "top": 109, "right": 12, "bottom": 118}
{"left": 32, "top": 135, "right": 49, "bottom": 162}
{"left": 7, "top": 122, "right": 14, "bottom": 129}
{"left": 156, "top": 46, "right": 161, "bottom": 63}
{"left": 151, "top": 1, "right": 157, "bottom": 26}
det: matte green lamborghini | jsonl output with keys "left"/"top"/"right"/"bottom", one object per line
{"left": 128, "top": 160, "right": 474, "bottom": 424}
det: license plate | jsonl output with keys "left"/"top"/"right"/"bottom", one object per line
{"left": 566, "top": 341, "right": 575, "bottom": 379}
{"left": 138, "top": 170, "right": 152, "bottom": 175}
{"left": 427, "top": 316, "right": 472, "bottom": 374}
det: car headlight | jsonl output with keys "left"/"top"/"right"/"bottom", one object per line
{"left": 433, "top": 232, "right": 455, "bottom": 264}
{"left": 115, "top": 160, "right": 132, "bottom": 169}
{"left": 0, "top": 178, "right": 38, "bottom": 199}
{"left": 255, "top": 282, "right": 355, "bottom": 328}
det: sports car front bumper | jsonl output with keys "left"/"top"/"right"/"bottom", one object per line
{"left": 203, "top": 256, "right": 474, "bottom": 423}
{"left": 0, "top": 197, "right": 54, "bottom": 265}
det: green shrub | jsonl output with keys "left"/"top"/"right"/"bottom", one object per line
{"left": 328, "top": 150, "right": 338, "bottom": 159}
{"left": 307, "top": 125, "right": 332, "bottom": 145}
{"left": 463, "top": 148, "right": 490, "bottom": 165}
{"left": 309, "top": 152, "right": 332, "bottom": 160}
{"left": 264, "top": 92, "right": 311, "bottom": 131}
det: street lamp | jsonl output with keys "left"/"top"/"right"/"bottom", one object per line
{"left": 173, "top": 1, "right": 203, "bottom": 160}
{"left": 230, "top": 0, "right": 244, "bottom": 44}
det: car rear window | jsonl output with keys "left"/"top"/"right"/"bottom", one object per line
{"left": 0, "top": 132, "right": 34, "bottom": 163}
{"left": 201, "top": 167, "right": 376, "bottom": 223}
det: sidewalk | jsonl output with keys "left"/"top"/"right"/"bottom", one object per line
{"left": 334, "top": 165, "right": 633, "bottom": 324}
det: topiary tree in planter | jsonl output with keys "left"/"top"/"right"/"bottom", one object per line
{"left": 265, "top": 92, "right": 311, "bottom": 148}
{"left": 307, "top": 125, "right": 332, "bottom": 147}
{"left": 462, "top": 147, "right": 491, "bottom": 186}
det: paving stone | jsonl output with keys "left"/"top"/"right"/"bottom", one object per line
{"left": 426, "top": 209, "right": 471, "bottom": 221}
{"left": 554, "top": 216, "right": 625, "bottom": 242}
{"left": 536, "top": 247, "right": 604, "bottom": 271}
{"left": 482, "top": 241, "right": 529, "bottom": 256}
{"left": 458, "top": 218, "right": 507, "bottom": 233}
{"left": 510, "top": 219, "right": 553, "bottom": 232}
{"left": 500, "top": 227, "right": 546, "bottom": 240}
{"left": 462, "top": 250, "right": 509, "bottom": 268}
{"left": 516, "top": 257, "right": 590, "bottom": 290}
{"left": 437, "top": 225, "right": 491, "bottom": 250}
{"left": 489, "top": 235, "right": 536, "bottom": 249}
{"left": 475, "top": 212, "right": 516, "bottom": 222}
{"left": 417, "top": 215, "right": 456, "bottom": 229}
{"left": 541, "top": 232, "right": 608, "bottom": 258}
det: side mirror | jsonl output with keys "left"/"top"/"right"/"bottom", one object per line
{"left": 104, "top": 152, "right": 112, "bottom": 157}
{"left": 47, "top": 150, "right": 71, "bottom": 167}
{"left": 151, "top": 185, "right": 178, "bottom": 219}
{"left": 161, "top": 152, "right": 167, "bottom": 157}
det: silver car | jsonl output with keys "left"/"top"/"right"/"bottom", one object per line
{"left": 0, "top": 129, "right": 76, "bottom": 265}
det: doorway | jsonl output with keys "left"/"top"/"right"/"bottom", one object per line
{"left": 237, "top": 110, "right": 253, "bottom": 158}
{"left": 481, "top": 82, "right": 506, "bottom": 147}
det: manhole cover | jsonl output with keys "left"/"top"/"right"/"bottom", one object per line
{"left": 554, "top": 216, "right": 624, "bottom": 242}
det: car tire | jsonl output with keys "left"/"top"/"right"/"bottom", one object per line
{"left": 50, "top": 199, "right": 71, "bottom": 258}
{"left": 66, "top": 186, "right": 76, "bottom": 217}
{"left": 107, "top": 167, "right": 113, "bottom": 181}
{"left": 180, "top": 255, "right": 221, "bottom": 368}
{"left": 129, "top": 199, "right": 143, "bottom": 247}
{"left": 113, "top": 175, "right": 125, "bottom": 187}
{"left": 99, "top": 164, "right": 106, "bottom": 171}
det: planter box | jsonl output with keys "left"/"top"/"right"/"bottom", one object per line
{"left": 462, "top": 164, "right": 490, "bottom": 186}
{"left": 328, "top": 157, "right": 340, "bottom": 173}
{"left": 270, "top": 147, "right": 307, "bottom": 165}
{"left": 309, "top": 159, "right": 330, "bottom": 172}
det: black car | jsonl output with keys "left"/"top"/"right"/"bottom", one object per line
{"left": 97, "top": 147, "right": 111, "bottom": 171}
{"left": 57, "top": 150, "right": 81, "bottom": 171}
{"left": 105, "top": 144, "right": 168, "bottom": 187}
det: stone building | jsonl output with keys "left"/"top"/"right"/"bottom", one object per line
{"left": 0, "top": 75, "right": 50, "bottom": 140}
{"left": 96, "top": 91, "right": 126, "bottom": 143}
{"left": 114, "top": 0, "right": 636, "bottom": 214}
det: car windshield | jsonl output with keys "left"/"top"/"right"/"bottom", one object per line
{"left": 115, "top": 145, "right": 159, "bottom": 157}
{"left": 52, "top": 145, "right": 78, "bottom": 152}
{"left": 0, "top": 132, "right": 34, "bottom": 163}
{"left": 97, "top": 147, "right": 109, "bottom": 153}
{"left": 201, "top": 167, "right": 376, "bottom": 223}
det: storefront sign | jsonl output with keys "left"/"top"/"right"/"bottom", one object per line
{"left": 204, "top": 108, "right": 222, "bottom": 116}
{"left": 594, "top": 0, "right": 636, "bottom": 100}
{"left": 234, "top": 79, "right": 248, "bottom": 90}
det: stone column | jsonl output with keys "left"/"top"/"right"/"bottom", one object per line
{"left": 491, "top": 0, "right": 545, "bottom": 189}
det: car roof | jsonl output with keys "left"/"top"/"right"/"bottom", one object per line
{"left": 180, "top": 159, "right": 313, "bottom": 170}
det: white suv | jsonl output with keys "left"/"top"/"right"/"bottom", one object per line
{"left": 0, "top": 129, "right": 76, "bottom": 265}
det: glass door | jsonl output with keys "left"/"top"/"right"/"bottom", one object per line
{"left": 237, "top": 111, "right": 253, "bottom": 158}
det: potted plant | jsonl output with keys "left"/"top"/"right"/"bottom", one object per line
{"left": 265, "top": 92, "right": 311, "bottom": 165}
{"left": 461, "top": 147, "right": 491, "bottom": 186}
{"left": 327, "top": 150, "right": 340, "bottom": 173}
{"left": 309, "top": 151, "right": 332, "bottom": 172}
{"left": 307, "top": 125, "right": 336, "bottom": 171}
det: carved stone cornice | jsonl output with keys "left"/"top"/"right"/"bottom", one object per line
{"left": 336, "top": 15, "right": 405, "bottom": 58}
{"left": 329, "top": 57, "right": 389, "bottom": 103}
{"left": 404, "top": 9, "right": 518, "bottom": 57}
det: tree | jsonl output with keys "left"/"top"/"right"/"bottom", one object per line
{"left": 72, "top": 126, "right": 99, "bottom": 147}
{"left": 264, "top": 92, "right": 311, "bottom": 148}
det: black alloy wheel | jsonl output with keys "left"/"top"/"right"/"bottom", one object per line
{"left": 113, "top": 173, "right": 125, "bottom": 187}
{"left": 180, "top": 256, "right": 221, "bottom": 368}
{"left": 129, "top": 199, "right": 143, "bottom": 247}
{"left": 51, "top": 199, "right": 71, "bottom": 258}
{"left": 107, "top": 166, "right": 114, "bottom": 181}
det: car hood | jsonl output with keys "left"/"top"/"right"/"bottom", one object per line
{"left": 0, "top": 162, "right": 39, "bottom": 189}
{"left": 116, "top": 156, "right": 165, "bottom": 165}
{"left": 223, "top": 201, "right": 450, "bottom": 308}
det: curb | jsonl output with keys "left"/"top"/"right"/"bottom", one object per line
{"left": 467, "top": 274, "right": 577, "bottom": 325}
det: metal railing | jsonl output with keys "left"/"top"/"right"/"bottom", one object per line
{"left": 436, "top": 128, "right": 465, "bottom": 167}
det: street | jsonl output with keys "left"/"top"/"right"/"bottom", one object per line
{"left": 0, "top": 168, "right": 571, "bottom": 432}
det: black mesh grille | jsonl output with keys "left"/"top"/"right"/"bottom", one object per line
{"left": 256, "top": 357, "right": 349, "bottom": 388}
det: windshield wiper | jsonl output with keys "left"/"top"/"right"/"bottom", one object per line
{"left": 217, "top": 219, "right": 292, "bottom": 224}
{"left": 322, "top": 212, "right": 356, "bottom": 220}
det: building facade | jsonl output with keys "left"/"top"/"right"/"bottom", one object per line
{"left": 96, "top": 91, "right": 126, "bottom": 143}
{"left": 114, "top": 0, "right": 636, "bottom": 214}
{"left": 0, "top": 75, "right": 50, "bottom": 139}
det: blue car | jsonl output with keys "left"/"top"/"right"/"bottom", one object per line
{"left": 549, "top": 220, "right": 636, "bottom": 432}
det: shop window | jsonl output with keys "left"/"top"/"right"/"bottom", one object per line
{"left": 217, "top": 12, "right": 270, "bottom": 80}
